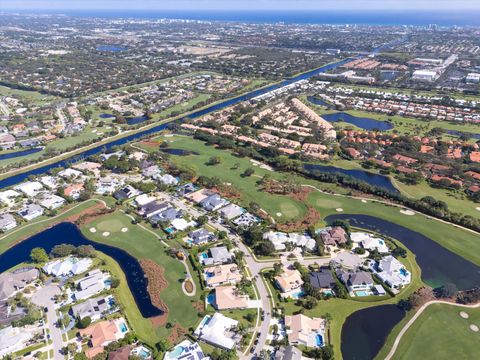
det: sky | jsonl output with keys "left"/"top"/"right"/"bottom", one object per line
{"left": 3, "top": 0, "right": 480, "bottom": 11}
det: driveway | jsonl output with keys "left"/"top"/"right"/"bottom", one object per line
{"left": 31, "top": 284, "right": 65, "bottom": 360}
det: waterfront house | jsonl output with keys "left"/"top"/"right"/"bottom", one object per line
{"left": 72, "top": 295, "right": 113, "bottom": 322}
{"left": 73, "top": 269, "right": 108, "bottom": 301}
{"left": 193, "top": 312, "right": 238, "bottom": 350}
{"left": 318, "top": 226, "right": 348, "bottom": 247}
{"left": 375, "top": 255, "right": 411, "bottom": 289}
{"left": 0, "top": 214, "right": 17, "bottom": 232}
{"left": 14, "top": 181, "right": 43, "bottom": 197}
{"left": 43, "top": 257, "right": 92, "bottom": 277}
{"left": 350, "top": 232, "right": 389, "bottom": 253}
{"left": 284, "top": 314, "right": 326, "bottom": 348}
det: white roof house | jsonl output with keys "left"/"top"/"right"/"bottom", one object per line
{"left": 0, "top": 190, "right": 21, "bottom": 207}
{"left": 0, "top": 326, "right": 34, "bottom": 357}
{"left": 171, "top": 218, "right": 196, "bottom": 231}
{"left": 17, "top": 203, "right": 44, "bottom": 221}
{"left": 0, "top": 214, "right": 17, "bottom": 232}
{"left": 14, "top": 181, "right": 43, "bottom": 197}
{"left": 263, "top": 231, "right": 316, "bottom": 251}
{"left": 73, "top": 269, "right": 108, "bottom": 301}
{"left": 156, "top": 174, "right": 179, "bottom": 186}
{"left": 375, "top": 255, "right": 411, "bottom": 289}
{"left": 194, "top": 313, "right": 238, "bottom": 350}
{"left": 351, "top": 232, "right": 389, "bottom": 253}
{"left": 134, "top": 194, "right": 156, "bottom": 207}
{"left": 38, "top": 193, "right": 66, "bottom": 210}
{"left": 58, "top": 168, "right": 83, "bottom": 179}
{"left": 43, "top": 257, "right": 92, "bottom": 277}
{"left": 39, "top": 175, "right": 59, "bottom": 189}
{"left": 217, "top": 203, "right": 245, "bottom": 220}
{"left": 164, "top": 340, "right": 209, "bottom": 360}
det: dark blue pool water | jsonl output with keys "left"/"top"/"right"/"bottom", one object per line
{"left": 325, "top": 214, "right": 480, "bottom": 290}
{"left": 304, "top": 164, "right": 398, "bottom": 193}
{"left": 321, "top": 112, "right": 394, "bottom": 131}
{"left": 0, "top": 148, "right": 42, "bottom": 161}
{"left": 341, "top": 305, "right": 405, "bottom": 360}
{"left": 0, "top": 222, "right": 162, "bottom": 318}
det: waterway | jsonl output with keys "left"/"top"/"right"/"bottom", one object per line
{"left": 446, "top": 129, "right": 480, "bottom": 140}
{"left": 0, "top": 222, "right": 162, "bottom": 318}
{"left": 161, "top": 148, "right": 199, "bottom": 156}
{"left": 0, "top": 147, "right": 42, "bottom": 161}
{"left": 304, "top": 164, "right": 398, "bottom": 193}
{"left": 341, "top": 305, "right": 406, "bottom": 360}
{"left": 0, "top": 58, "right": 353, "bottom": 190}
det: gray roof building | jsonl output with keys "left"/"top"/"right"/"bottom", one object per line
{"left": 275, "top": 346, "right": 302, "bottom": 360}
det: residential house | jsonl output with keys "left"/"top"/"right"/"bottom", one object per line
{"left": 204, "top": 264, "right": 242, "bottom": 288}
{"left": 275, "top": 268, "right": 304, "bottom": 298}
{"left": 14, "top": 181, "right": 43, "bottom": 197}
{"left": 214, "top": 286, "right": 249, "bottom": 310}
{"left": 156, "top": 174, "right": 179, "bottom": 186}
{"left": 73, "top": 269, "right": 108, "bottom": 301}
{"left": 336, "top": 269, "right": 373, "bottom": 293}
{"left": 113, "top": 185, "right": 141, "bottom": 201}
{"left": 79, "top": 318, "right": 128, "bottom": 358}
{"left": 17, "top": 204, "right": 44, "bottom": 221}
{"left": 0, "top": 326, "right": 34, "bottom": 357}
{"left": 193, "top": 312, "right": 238, "bottom": 350}
{"left": 200, "top": 246, "right": 232, "bottom": 266}
{"left": 350, "top": 232, "right": 389, "bottom": 253}
{"left": 149, "top": 207, "right": 182, "bottom": 226}
{"left": 0, "top": 190, "right": 21, "bottom": 207}
{"left": 309, "top": 268, "right": 336, "bottom": 292}
{"left": 138, "top": 201, "right": 170, "bottom": 218}
{"left": 374, "top": 255, "right": 411, "bottom": 289}
{"left": 217, "top": 203, "right": 245, "bottom": 220}
{"left": 38, "top": 193, "right": 66, "bottom": 210}
{"left": 164, "top": 340, "right": 208, "bottom": 360}
{"left": 71, "top": 295, "right": 114, "bottom": 322}
{"left": 39, "top": 176, "right": 59, "bottom": 189}
{"left": 275, "top": 346, "right": 302, "bottom": 360}
{"left": 331, "top": 252, "right": 363, "bottom": 270}
{"left": 43, "top": 257, "right": 92, "bottom": 277}
{"left": 64, "top": 183, "right": 84, "bottom": 200}
{"left": 200, "top": 194, "right": 229, "bottom": 212}
{"left": 133, "top": 194, "right": 156, "bottom": 207}
{"left": 58, "top": 168, "right": 83, "bottom": 180}
{"left": 0, "top": 214, "right": 17, "bottom": 232}
{"left": 189, "top": 228, "right": 215, "bottom": 245}
{"left": 284, "top": 314, "right": 326, "bottom": 348}
{"left": 318, "top": 227, "right": 348, "bottom": 247}
{"left": 185, "top": 189, "right": 215, "bottom": 204}
{"left": 232, "top": 213, "right": 259, "bottom": 228}
{"left": 0, "top": 267, "right": 39, "bottom": 301}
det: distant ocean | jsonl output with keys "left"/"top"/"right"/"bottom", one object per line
{"left": 5, "top": 10, "right": 480, "bottom": 27}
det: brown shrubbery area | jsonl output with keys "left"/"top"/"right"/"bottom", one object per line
{"left": 276, "top": 207, "right": 321, "bottom": 232}
{"left": 74, "top": 207, "right": 113, "bottom": 226}
{"left": 139, "top": 259, "right": 169, "bottom": 326}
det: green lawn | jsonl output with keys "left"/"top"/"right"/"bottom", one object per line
{"left": 147, "top": 134, "right": 480, "bottom": 266}
{"left": 390, "top": 303, "right": 480, "bottom": 360}
{"left": 139, "top": 135, "right": 308, "bottom": 223}
{"left": 80, "top": 211, "right": 203, "bottom": 341}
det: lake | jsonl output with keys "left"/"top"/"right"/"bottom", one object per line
{"left": 446, "top": 130, "right": 480, "bottom": 140}
{"left": 321, "top": 112, "right": 394, "bottom": 131}
{"left": 161, "top": 148, "right": 199, "bottom": 156}
{"left": 0, "top": 222, "right": 162, "bottom": 318}
{"left": 127, "top": 115, "right": 150, "bottom": 125}
{"left": 325, "top": 214, "right": 480, "bottom": 290}
{"left": 306, "top": 96, "right": 335, "bottom": 109}
{"left": 304, "top": 164, "right": 398, "bottom": 193}
{"left": 341, "top": 305, "right": 405, "bottom": 360}
{"left": 0, "top": 147, "right": 42, "bottom": 161}
{"left": 99, "top": 113, "right": 115, "bottom": 119}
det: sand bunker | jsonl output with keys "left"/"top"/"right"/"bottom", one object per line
{"left": 476, "top": 207, "right": 480, "bottom": 212}
{"left": 400, "top": 210, "right": 415, "bottom": 215}
{"left": 89, "top": 227, "right": 96, "bottom": 233}
{"left": 102, "top": 232, "right": 110, "bottom": 237}
{"left": 460, "top": 311, "right": 469, "bottom": 319}
{"left": 470, "top": 324, "right": 479, "bottom": 332}
{"left": 121, "top": 228, "right": 128, "bottom": 233}
{"left": 336, "top": 208, "right": 344, "bottom": 212}
{"left": 361, "top": 200, "right": 367, "bottom": 203}
{"left": 276, "top": 212, "right": 282, "bottom": 217}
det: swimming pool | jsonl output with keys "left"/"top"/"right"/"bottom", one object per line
{"left": 200, "top": 252, "right": 209, "bottom": 259}
{"left": 355, "top": 291, "right": 370, "bottom": 297}
{"left": 165, "top": 227, "right": 175, "bottom": 234}
{"left": 316, "top": 334, "right": 324, "bottom": 347}
{"left": 119, "top": 322, "right": 128, "bottom": 333}
{"left": 167, "top": 346, "right": 185, "bottom": 358}
{"left": 207, "top": 293, "right": 215, "bottom": 305}
{"left": 400, "top": 268, "right": 408, "bottom": 276}
{"left": 291, "top": 290, "right": 306, "bottom": 299}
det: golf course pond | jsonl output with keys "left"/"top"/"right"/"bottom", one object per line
{"left": 0, "top": 222, "right": 162, "bottom": 318}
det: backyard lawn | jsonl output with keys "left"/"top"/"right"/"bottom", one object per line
{"left": 390, "top": 303, "right": 480, "bottom": 360}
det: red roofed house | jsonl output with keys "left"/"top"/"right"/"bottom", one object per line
{"left": 392, "top": 154, "right": 418, "bottom": 165}
{"left": 470, "top": 152, "right": 480, "bottom": 163}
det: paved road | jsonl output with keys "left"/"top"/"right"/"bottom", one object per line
{"left": 31, "top": 285, "right": 64, "bottom": 360}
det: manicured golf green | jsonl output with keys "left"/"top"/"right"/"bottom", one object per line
{"left": 391, "top": 303, "right": 480, "bottom": 360}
